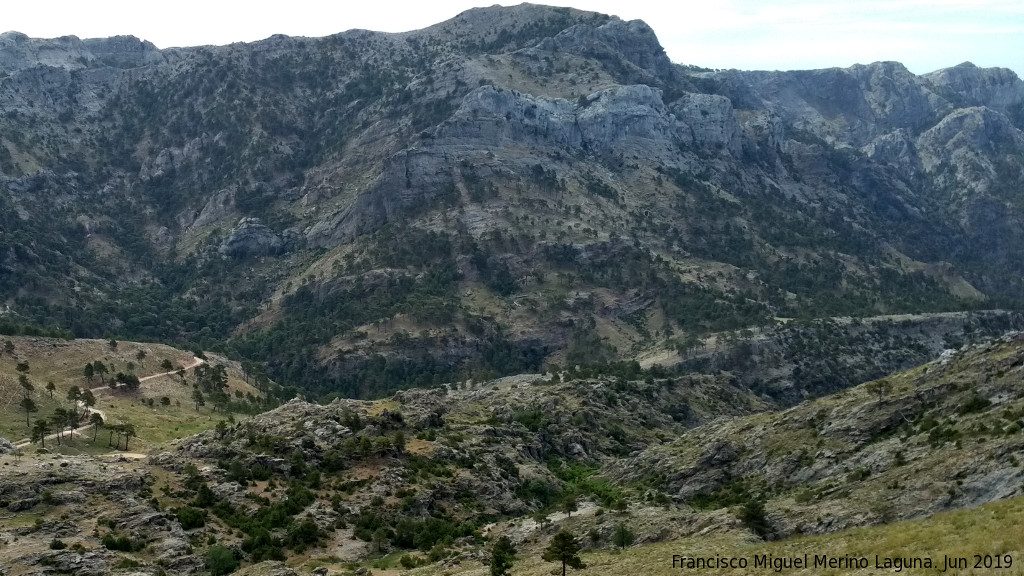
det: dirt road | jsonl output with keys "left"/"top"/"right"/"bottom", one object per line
{"left": 12, "top": 356, "right": 205, "bottom": 449}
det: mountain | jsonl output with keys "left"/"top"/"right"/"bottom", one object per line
{"left": 2, "top": 5, "right": 1023, "bottom": 401}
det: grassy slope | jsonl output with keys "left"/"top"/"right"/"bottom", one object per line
{"left": 0, "top": 336, "right": 260, "bottom": 452}
{"left": 411, "top": 494, "right": 1024, "bottom": 576}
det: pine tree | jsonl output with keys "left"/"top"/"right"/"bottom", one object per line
{"left": 31, "top": 418, "right": 50, "bottom": 448}
{"left": 90, "top": 413, "right": 104, "bottom": 442}
{"left": 561, "top": 495, "right": 578, "bottom": 518}
{"left": 542, "top": 530, "right": 585, "bottom": 576}
{"left": 122, "top": 423, "right": 137, "bottom": 450}
{"left": 20, "top": 397, "right": 38, "bottom": 427}
{"left": 51, "top": 409, "right": 68, "bottom": 445}
{"left": 93, "top": 360, "right": 108, "bottom": 384}
{"left": 81, "top": 389, "right": 96, "bottom": 415}
{"left": 611, "top": 523, "right": 635, "bottom": 550}
{"left": 489, "top": 535, "right": 516, "bottom": 576}
{"left": 66, "top": 386, "right": 82, "bottom": 418}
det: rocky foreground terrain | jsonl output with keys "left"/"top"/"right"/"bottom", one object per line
{"left": 2, "top": 329, "right": 1023, "bottom": 575}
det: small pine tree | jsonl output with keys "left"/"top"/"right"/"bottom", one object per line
{"left": 740, "top": 498, "right": 772, "bottom": 539}
{"left": 561, "top": 495, "right": 578, "bottom": 518}
{"left": 542, "top": 530, "right": 585, "bottom": 576}
{"left": 205, "top": 545, "right": 238, "bottom": 576}
{"left": 31, "top": 418, "right": 50, "bottom": 447}
{"left": 20, "top": 397, "right": 38, "bottom": 427}
{"left": 611, "top": 523, "right": 635, "bottom": 550}
{"left": 490, "top": 535, "right": 517, "bottom": 576}
{"left": 90, "top": 412, "right": 104, "bottom": 442}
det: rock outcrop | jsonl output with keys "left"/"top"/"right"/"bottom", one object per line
{"left": 219, "top": 217, "right": 285, "bottom": 258}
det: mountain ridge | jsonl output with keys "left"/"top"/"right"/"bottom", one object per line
{"left": 1, "top": 4, "right": 1023, "bottom": 400}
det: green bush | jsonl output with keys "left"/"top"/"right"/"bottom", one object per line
{"left": 101, "top": 532, "right": 145, "bottom": 552}
{"left": 206, "top": 545, "right": 239, "bottom": 576}
{"left": 511, "top": 409, "right": 547, "bottom": 432}
{"left": 177, "top": 506, "right": 206, "bottom": 530}
{"left": 959, "top": 394, "right": 992, "bottom": 415}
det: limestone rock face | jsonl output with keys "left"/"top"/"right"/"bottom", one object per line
{"left": 917, "top": 106, "right": 1024, "bottom": 186}
{"left": 924, "top": 62, "right": 1024, "bottom": 119}
{"left": 861, "top": 128, "right": 924, "bottom": 183}
{"left": 539, "top": 18, "right": 678, "bottom": 84}
{"left": 670, "top": 92, "right": 743, "bottom": 155}
{"left": 0, "top": 32, "right": 165, "bottom": 72}
{"left": 80, "top": 35, "right": 166, "bottom": 68}
{"left": 219, "top": 217, "right": 284, "bottom": 258}
{"left": 439, "top": 86, "right": 581, "bottom": 149}
{"left": 0, "top": 31, "right": 95, "bottom": 72}
{"left": 577, "top": 84, "right": 677, "bottom": 158}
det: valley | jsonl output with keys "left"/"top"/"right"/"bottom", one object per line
{"left": 1, "top": 3, "right": 1024, "bottom": 575}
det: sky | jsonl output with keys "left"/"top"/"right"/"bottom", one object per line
{"left": 3, "top": 0, "right": 1022, "bottom": 76}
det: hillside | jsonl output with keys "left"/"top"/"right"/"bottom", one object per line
{"left": 417, "top": 493, "right": 1024, "bottom": 576}
{"left": 1, "top": 5, "right": 1023, "bottom": 399}
{"left": 0, "top": 335, "right": 265, "bottom": 454}
{"left": 2, "top": 330, "right": 1022, "bottom": 575}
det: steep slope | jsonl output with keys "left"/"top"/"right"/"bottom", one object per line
{"left": 620, "top": 331, "right": 1024, "bottom": 537}
{"left": 1, "top": 5, "right": 1023, "bottom": 399}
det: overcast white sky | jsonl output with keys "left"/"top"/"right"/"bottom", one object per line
{"left": 4, "top": 1, "right": 1022, "bottom": 76}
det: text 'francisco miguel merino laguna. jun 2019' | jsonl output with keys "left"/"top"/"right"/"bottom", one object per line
{"left": 671, "top": 552, "right": 1014, "bottom": 572}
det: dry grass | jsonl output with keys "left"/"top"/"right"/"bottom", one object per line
{"left": 0, "top": 336, "right": 260, "bottom": 451}
{"left": 409, "top": 495, "right": 1024, "bottom": 576}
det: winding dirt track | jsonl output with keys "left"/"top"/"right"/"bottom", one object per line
{"left": 12, "top": 357, "right": 205, "bottom": 450}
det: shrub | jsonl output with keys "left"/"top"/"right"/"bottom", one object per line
{"left": 959, "top": 394, "right": 992, "bottom": 415}
{"left": 206, "top": 545, "right": 239, "bottom": 576}
{"left": 101, "top": 532, "right": 144, "bottom": 552}
{"left": 177, "top": 506, "right": 206, "bottom": 530}
{"left": 399, "top": 554, "right": 422, "bottom": 569}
